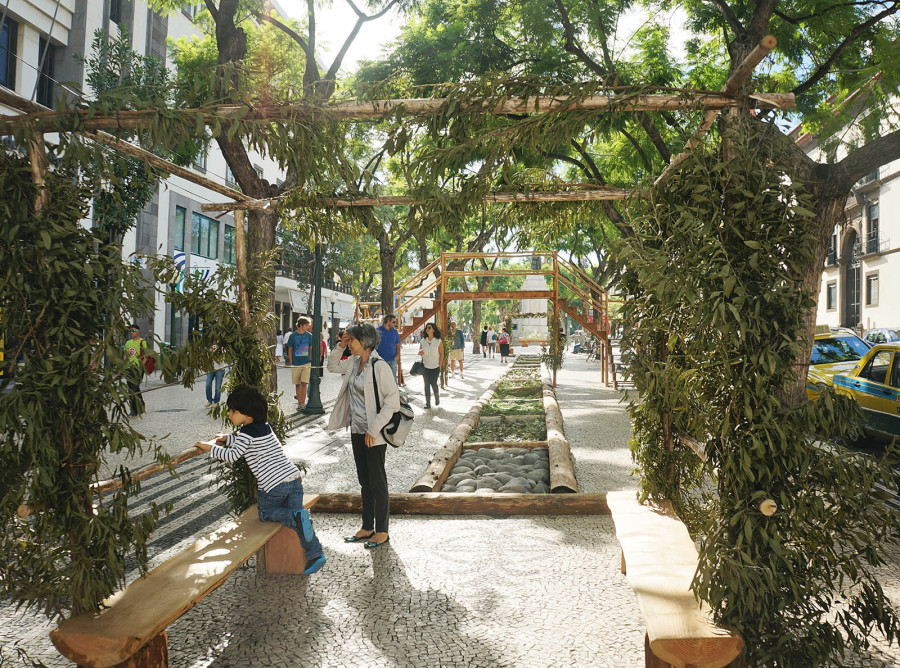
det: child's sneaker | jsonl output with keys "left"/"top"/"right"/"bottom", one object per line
{"left": 302, "top": 554, "right": 326, "bottom": 575}
{"left": 294, "top": 508, "right": 314, "bottom": 542}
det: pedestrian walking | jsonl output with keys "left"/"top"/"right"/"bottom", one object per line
{"left": 196, "top": 386, "right": 326, "bottom": 575}
{"left": 448, "top": 321, "right": 465, "bottom": 378}
{"left": 418, "top": 323, "right": 443, "bottom": 408}
{"left": 487, "top": 325, "right": 497, "bottom": 358}
{"left": 326, "top": 324, "right": 399, "bottom": 549}
{"left": 274, "top": 329, "right": 284, "bottom": 363}
{"left": 286, "top": 317, "right": 312, "bottom": 409}
{"left": 499, "top": 327, "right": 511, "bottom": 363}
{"left": 123, "top": 323, "right": 148, "bottom": 417}
{"left": 480, "top": 325, "right": 488, "bottom": 357}
{"left": 205, "top": 343, "right": 227, "bottom": 407}
{"left": 376, "top": 314, "right": 402, "bottom": 381}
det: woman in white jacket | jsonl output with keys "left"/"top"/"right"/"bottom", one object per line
{"left": 326, "top": 323, "right": 400, "bottom": 548}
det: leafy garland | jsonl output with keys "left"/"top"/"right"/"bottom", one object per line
{"left": 615, "top": 126, "right": 899, "bottom": 666}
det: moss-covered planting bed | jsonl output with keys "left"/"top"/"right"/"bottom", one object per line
{"left": 480, "top": 398, "right": 545, "bottom": 416}
{"left": 494, "top": 380, "right": 543, "bottom": 399}
{"left": 468, "top": 417, "right": 547, "bottom": 443}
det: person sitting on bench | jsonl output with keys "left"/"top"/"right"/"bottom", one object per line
{"left": 196, "top": 385, "right": 326, "bottom": 575}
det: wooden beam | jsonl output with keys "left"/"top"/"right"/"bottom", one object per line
{"left": 0, "top": 86, "right": 250, "bottom": 204}
{"left": 199, "top": 186, "right": 632, "bottom": 212}
{"left": 234, "top": 209, "right": 251, "bottom": 327}
{"left": 463, "top": 440, "right": 548, "bottom": 449}
{"left": 308, "top": 491, "right": 609, "bottom": 515}
{"left": 443, "top": 290, "right": 554, "bottom": 301}
{"left": 0, "top": 92, "right": 796, "bottom": 135}
{"left": 656, "top": 36, "right": 778, "bottom": 187}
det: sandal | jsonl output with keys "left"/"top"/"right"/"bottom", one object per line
{"left": 344, "top": 531, "right": 375, "bottom": 543}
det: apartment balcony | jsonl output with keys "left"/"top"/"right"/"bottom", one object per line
{"left": 826, "top": 249, "right": 837, "bottom": 266}
{"left": 864, "top": 235, "right": 889, "bottom": 256}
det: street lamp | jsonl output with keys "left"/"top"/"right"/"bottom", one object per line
{"left": 329, "top": 299, "right": 337, "bottom": 348}
{"left": 303, "top": 244, "right": 325, "bottom": 415}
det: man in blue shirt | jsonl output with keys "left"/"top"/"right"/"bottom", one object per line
{"left": 286, "top": 317, "right": 312, "bottom": 409}
{"left": 376, "top": 314, "right": 402, "bottom": 381}
{"left": 448, "top": 320, "right": 466, "bottom": 379}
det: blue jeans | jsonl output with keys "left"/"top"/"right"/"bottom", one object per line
{"left": 206, "top": 368, "right": 226, "bottom": 403}
{"left": 257, "top": 479, "right": 323, "bottom": 561}
{"left": 385, "top": 358, "right": 398, "bottom": 381}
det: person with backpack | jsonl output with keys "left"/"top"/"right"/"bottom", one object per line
{"left": 498, "top": 327, "right": 511, "bottom": 364}
{"left": 326, "top": 324, "right": 400, "bottom": 549}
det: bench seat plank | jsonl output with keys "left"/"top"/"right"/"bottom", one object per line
{"left": 50, "top": 504, "right": 291, "bottom": 668}
{"left": 607, "top": 491, "right": 743, "bottom": 668}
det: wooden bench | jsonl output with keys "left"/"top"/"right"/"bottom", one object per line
{"left": 51, "top": 501, "right": 313, "bottom": 668}
{"left": 607, "top": 491, "right": 744, "bottom": 668}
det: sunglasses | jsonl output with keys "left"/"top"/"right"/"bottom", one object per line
{"left": 130, "top": 328, "right": 139, "bottom": 332}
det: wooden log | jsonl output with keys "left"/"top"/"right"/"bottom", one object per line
{"left": 477, "top": 415, "right": 546, "bottom": 423}
{"left": 463, "top": 440, "right": 548, "bottom": 450}
{"left": 27, "top": 136, "right": 50, "bottom": 213}
{"left": 408, "top": 376, "right": 503, "bottom": 492}
{"left": 542, "top": 371, "right": 578, "bottom": 493}
{"left": 234, "top": 209, "right": 251, "bottom": 327}
{"left": 0, "top": 92, "right": 797, "bottom": 135}
{"left": 308, "top": 491, "right": 609, "bottom": 515}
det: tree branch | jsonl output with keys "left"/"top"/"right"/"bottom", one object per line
{"left": 619, "top": 126, "right": 653, "bottom": 171}
{"left": 793, "top": 2, "right": 900, "bottom": 96}
{"left": 321, "top": 0, "right": 402, "bottom": 87}
{"left": 834, "top": 127, "right": 900, "bottom": 189}
{"left": 710, "top": 0, "right": 745, "bottom": 37}
{"left": 553, "top": 0, "right": 609, "bottom": 80}
{"left": 250, "top": 11, "right": 311, "bottom": 54}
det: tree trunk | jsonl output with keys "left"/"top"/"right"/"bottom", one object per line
{"left": 379, "top": 238, "right": 395, "bottom": 314}
{"left": 249, "top": 208, "right": 278, "bottom": 392}
{"left": 472, "top": 301, "right": 483, "bottom": 354}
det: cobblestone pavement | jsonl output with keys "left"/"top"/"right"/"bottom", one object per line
{"left": 2, "top": 349, "right": 898, "bottom": 667}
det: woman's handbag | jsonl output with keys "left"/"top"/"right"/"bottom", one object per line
{"left": 372, "top": 361, "right": 414, "bottom": 447}
{"left": 409, "top": 360, "right": 424, "bottom": 376}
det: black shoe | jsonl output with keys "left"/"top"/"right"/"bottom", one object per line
{"left": 344, "top": 531, "right": 375, "bottom": 543}
{"left": 424, "top": 403, "right": 431, "bottom": 409}
{"left": 364, "top": 536, "right": 390, "bottom": 549}
{"left": 435, "top": 396, "right": 440, "bottom": 406}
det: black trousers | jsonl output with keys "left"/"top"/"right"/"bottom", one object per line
{"left": 422, "top": 366, "right": 440, "bottom": 405}
{"left": 351, "top": 433, "right": 389, "bottom": 533}
{"left": 126, "top": 366, "right": 145, "bottom": 416}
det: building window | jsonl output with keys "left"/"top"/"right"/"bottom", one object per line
{"left": 866, "top": 202, "right": 879, "bottom": 255}
{"left": 865, "top": 272, "right": 879, "bottom": 307}
{"left": 174, "top": 206, "right": 185, "bottom": 251}
{"left": 254, "top": 164, "right": 263, "bottom": 178}
{"left": 826, "top": 232, "right": 837, "bottom": 266}
{"left": 191, "top": 212, "right": 219, "bottom": 259}
{"left": 826, "top": 281, "right": 837, "bottom": 312}
{"left": 110, "top": 0, "right": 123, "bottom": 24}
{"left": 193, "top": 146, "right": 207, "bottom": 171}
{"left": 223, "top": 224, "right": 235, "bottom": 264}
{"left": 0, "top": 17, "right": 18, "bottom": 91}
{"left": 35, "top": 38, "right": 55, "bottom": 108}
{"left": 182, "top": 3, "right": 201, "bottom": 19}
{"left": 225, "top": 165, "right": 236, "bottom": 186}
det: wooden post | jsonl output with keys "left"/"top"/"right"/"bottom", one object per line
{"left": 552, "top": 252, "right": 559, "bottom": 387}
{"left": 234, "top": 209, "right": 251, "bottom": 328}
{"left": 110, "top": 631, "right": 168, "bottom": 668}
{"left": 257, "top": 526, "right": 307, "bottom": 574}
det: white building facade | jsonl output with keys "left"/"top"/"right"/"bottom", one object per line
{"left": 2, "top": 0, "right": 353, "bottom": 347}
{"left": 799, "top": 129, "right": 900, "bottom": 331}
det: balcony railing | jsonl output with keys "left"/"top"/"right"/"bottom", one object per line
{"left": 826, "top": 249, "right": 837, "bottom": 266}
{"left": 864, "top": 235, "right": 889, "bottom": 256}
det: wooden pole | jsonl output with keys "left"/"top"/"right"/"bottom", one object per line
{"left": 234, "top": 209, "right": 251, "bottom": 328}
{"left": 552, "top": 252, "right": 559, "bottom": 387}
{"left": 655, "top": 36, "right": 778, "bottom": 187}
{"left": 200, "top": 187, "right": 632, "bottom": 212}
{"left": 0, "top": 92, "right": 796, "bottom": 135}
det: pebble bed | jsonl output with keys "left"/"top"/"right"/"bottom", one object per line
{"left": 441, "top": 446, "right": 551, "bottom": 493}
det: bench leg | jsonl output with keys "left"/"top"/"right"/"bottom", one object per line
{"left": 257, "top": 525, "right": 307, "bottom": 574}
{"left": 104, "top": 630, "right": 168, "bottom": 668}
{"left": 644, "top": 633, "right": 673, "bottom": 668}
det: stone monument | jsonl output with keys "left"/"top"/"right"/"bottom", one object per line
{"left": 514, "top": 256, "right": 549, "bottom": 346}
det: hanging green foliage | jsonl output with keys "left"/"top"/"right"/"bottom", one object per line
{"left": 146, "top": 250, "right": 287, "bottom": 515}
{"left": 0, "top": 154, "right": 165, "bottom": 618}
{"left": 541, "top": 310, "right": 565, "bottom": 375}
{"left": 615, "top": 125, "right": 900, "bottom": 666}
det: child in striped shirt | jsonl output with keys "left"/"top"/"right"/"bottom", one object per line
{"left": 197, "top": 385, "right": 326, "bottom": 575}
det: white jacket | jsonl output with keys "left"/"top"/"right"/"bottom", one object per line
{"left": 326, "top": 346, "right": 400, "bottom": 445}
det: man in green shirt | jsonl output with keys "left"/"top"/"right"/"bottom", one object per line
{"left": 124, "top": 323, "right": 148, "bottom": 417}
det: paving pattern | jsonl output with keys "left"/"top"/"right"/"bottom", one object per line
{"left": 2, "top": 347, "right": 898, "bottom": 667}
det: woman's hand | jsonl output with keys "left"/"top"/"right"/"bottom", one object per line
{"left": 365, "top": 432, "right": 376, "bottom": 447}
{"left": 418, "top": 349, "right": 424, "bottom": 356}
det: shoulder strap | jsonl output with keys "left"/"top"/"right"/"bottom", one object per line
{"left": 371, "top": 360, "right": 381, "bottom": 413}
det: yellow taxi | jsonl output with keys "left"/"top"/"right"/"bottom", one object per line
{"left": 806, "top": 325, "right": 872, "bottom": 400}
{"left": 833, "top": 343, "right": 900, "bottom": 439}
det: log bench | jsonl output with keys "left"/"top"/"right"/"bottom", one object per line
{"left": 606, "top": 491, "right": 744, "bottom": 668}
{"left": 50, "top": 501, "right": 313, "bottom": 668}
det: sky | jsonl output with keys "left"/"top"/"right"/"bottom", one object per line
{"left": 279, "top": 1, "right": 693, "bottom": 77}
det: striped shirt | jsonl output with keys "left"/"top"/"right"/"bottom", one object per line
{"left": 209, "top": 422, "right": 299, "bottom": 492}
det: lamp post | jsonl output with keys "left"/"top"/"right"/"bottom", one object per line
{"left": 329, "top": 300, "right": 337, "bottom": 348}
{"left": 303, "top": 244, "right": 325, "bottom": 414}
